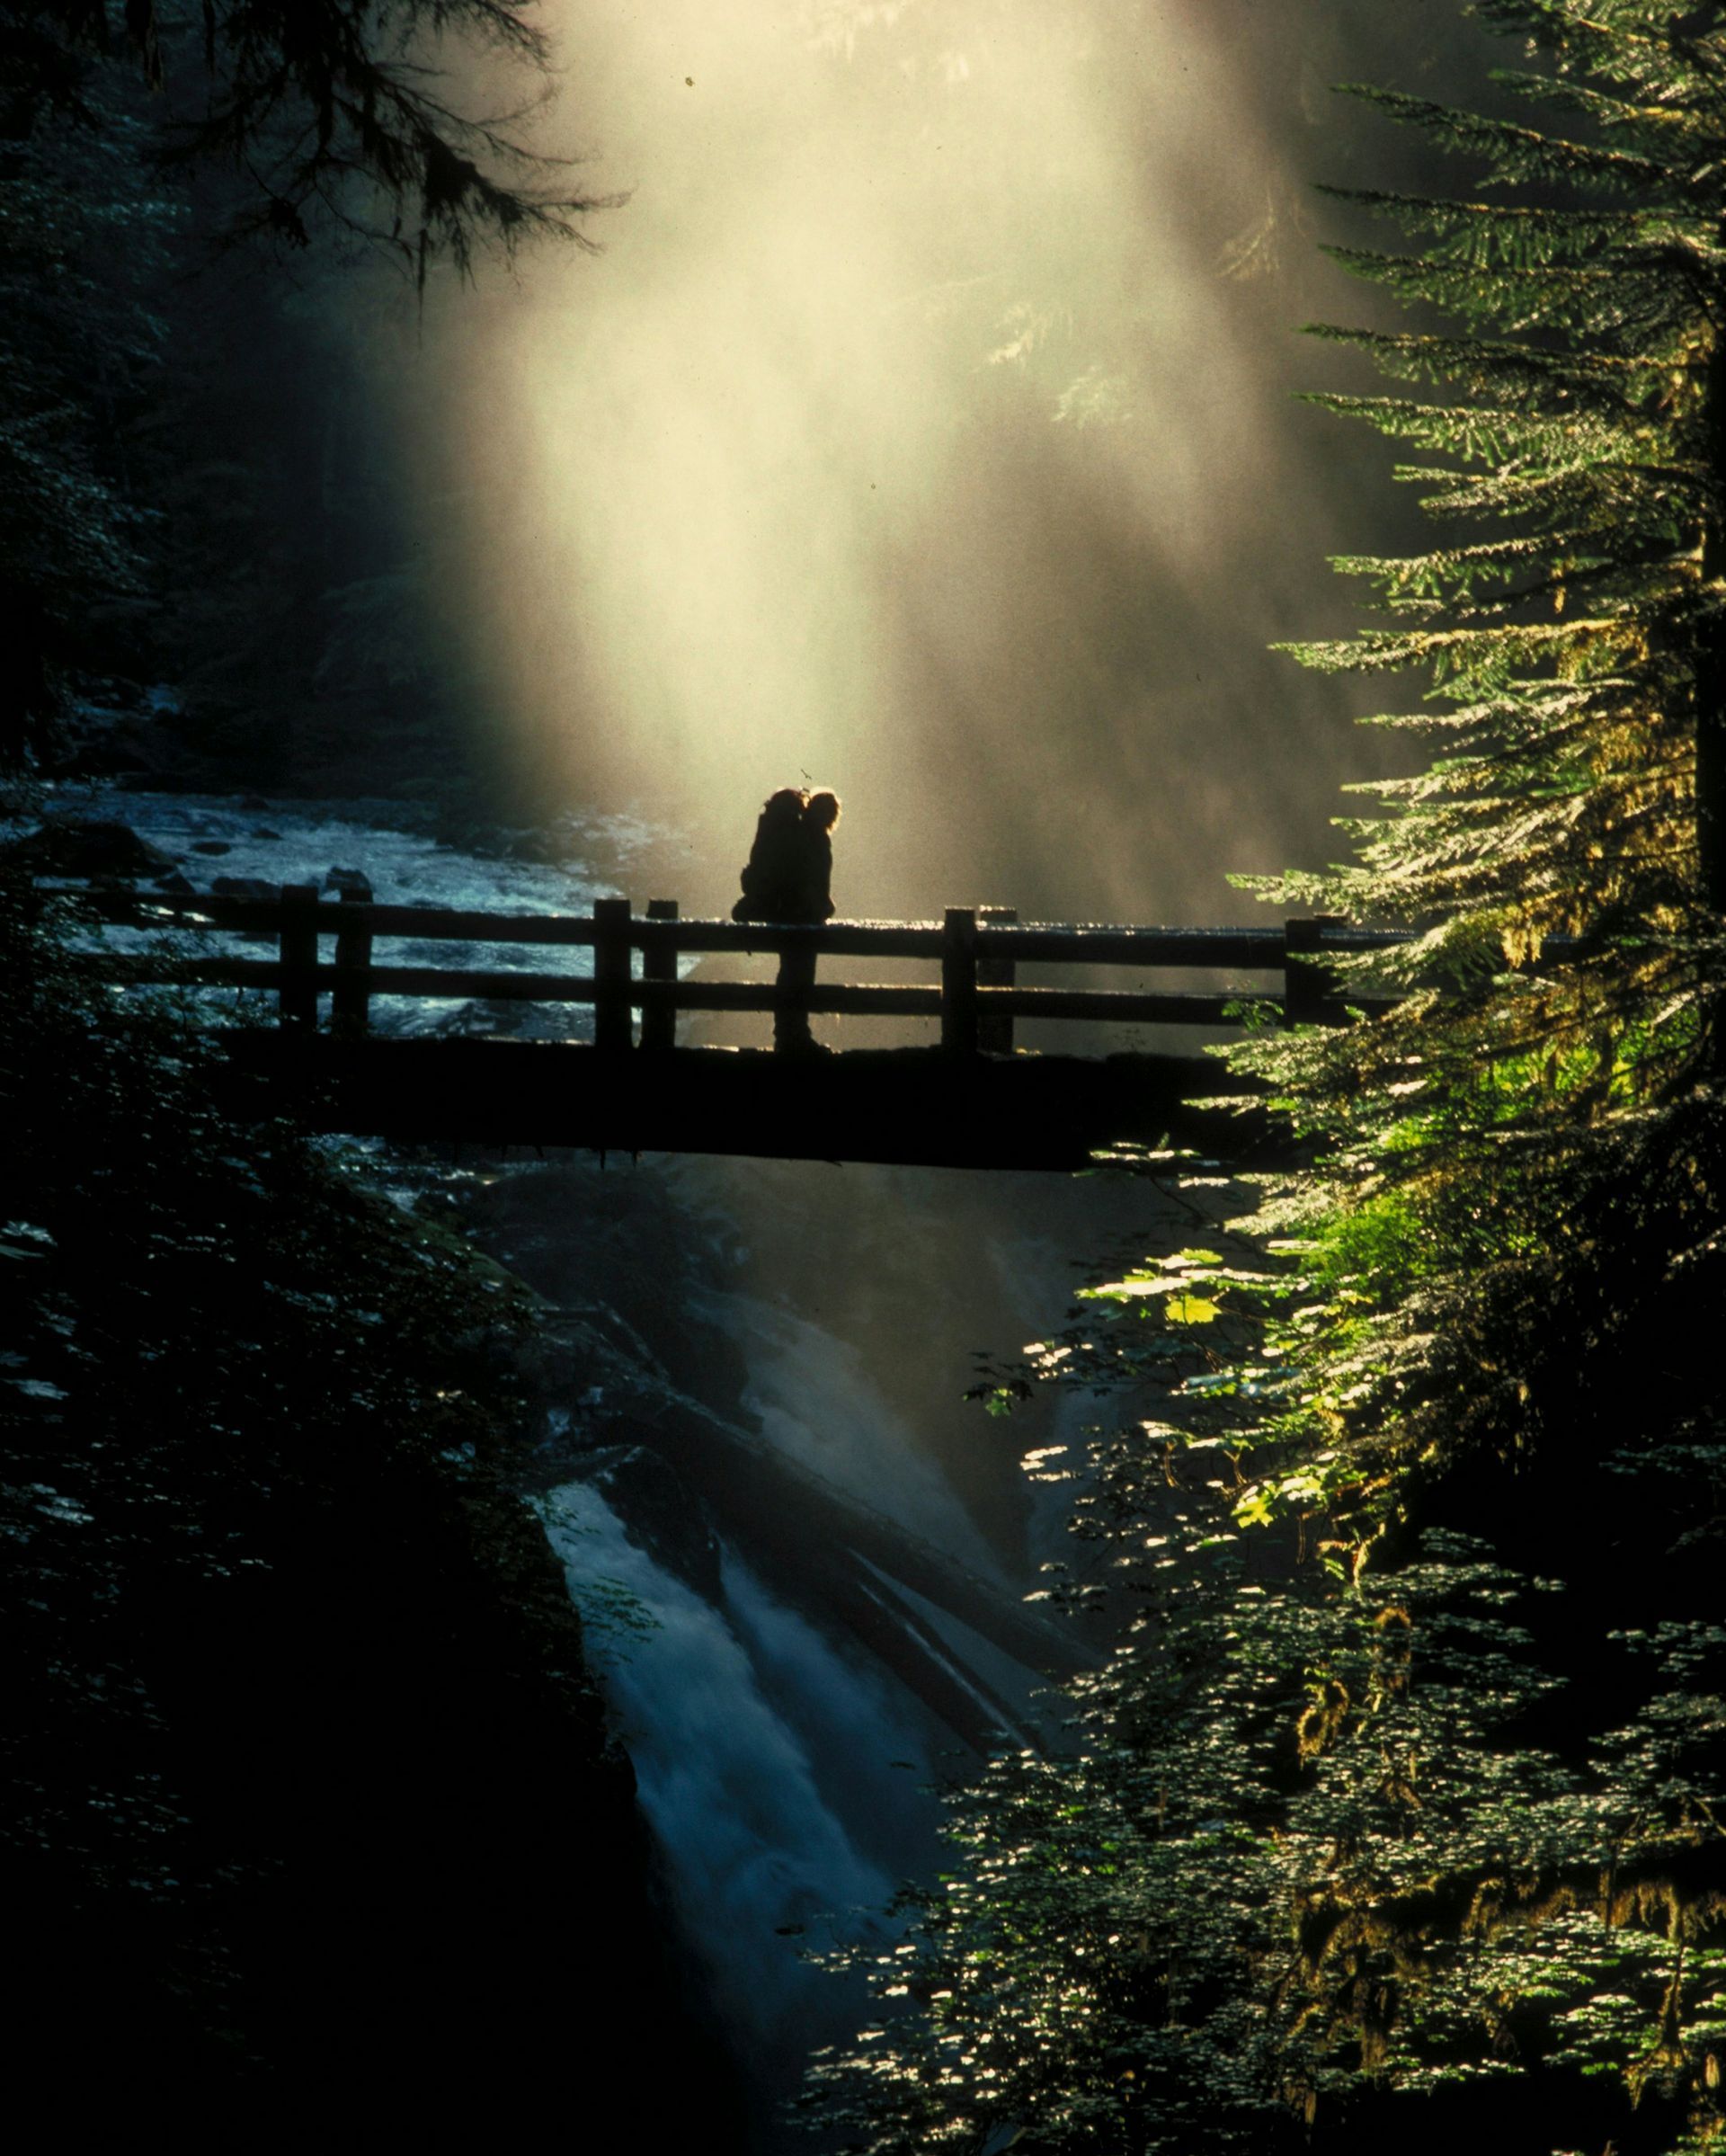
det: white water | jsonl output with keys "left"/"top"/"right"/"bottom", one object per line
{"left": 538, "top": 1483, "right": 921, "bottom": 2107}
{"left": 20, "top": 780, "right": 682, "bottom": 1038}
{"left": 31, "top": 780, "right": 622, "bottom": 906}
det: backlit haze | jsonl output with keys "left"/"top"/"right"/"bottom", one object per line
{"left": 397, "top": 0, "right": 1470, "bottom": 926}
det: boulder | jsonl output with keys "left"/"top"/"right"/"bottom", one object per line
{"left": 1, "top": 820, "right": 178, "bottom": 878}
{"left": 574, "top": 1444, "right": 725, "bottom": 1601}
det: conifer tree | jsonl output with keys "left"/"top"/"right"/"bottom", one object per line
{"left": 7, "top": 1, "right": 611, "bottom": 273}
{"left": 1234, "top": 0, "right": 1726, "bottom": 1370}
{"left": 0, "top": 0, "right": 609, "bottom": 762}
{"left": 807, "top": 9, "right": 1726, "bottom": 2152}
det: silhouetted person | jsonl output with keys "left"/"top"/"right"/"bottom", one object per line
{"left": 799, "top": 791, "right": 840, "bottom": 921}
{"left": 732, "top": 788, "right": 808, "bottom": 926}
{"left": 732, "top": 786, "right": 841, "bottom": 1051}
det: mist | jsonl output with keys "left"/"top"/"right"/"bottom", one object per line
{"left": 381, "top": 0, "right": 1475, "bottom": 930}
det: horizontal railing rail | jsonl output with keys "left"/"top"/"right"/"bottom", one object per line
{"left": 71, "top": 892, "right": 1303, "bottom": 962}
{"left": 72, "top": 958, "right": 1358, "bottom": 1031}
{"left": 59, "top": 884, "right": 1576, "bottom": 1054}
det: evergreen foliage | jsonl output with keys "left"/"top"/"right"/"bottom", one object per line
{"left": 2, "top": 3, "right": 562, "bottom": 778}
{"left": 0, "top": 44, "right": 174, "bottom": 760}
{"left": 8, "top": 0, "right": 613, "bottom": 274}
{"left": 807, "top": 7, "right": 1726, "bottom": 2150}
{"left": 1223, "top": 0, "right": 1726, "bottom": 1540}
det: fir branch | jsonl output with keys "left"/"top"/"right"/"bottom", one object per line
{"left": 1300, "top": 325, "right": 1668, "bottom": 413}
{"left": 1317, "top": 185, "right": 1684, "bottom": 269}
{"left": 1300, "top": 390, "right": 1655, "bottom": 469}
{"left": 1491, "top": 65, "right": 1724, "bottom": 153}
{"left": 1334, "top": 83, "right": 1677, "bottom": 192}
{"left": 1476, "top": 0, "right": 1726, "bottom": 103}
{"left": 1321, "top": 242, "right": 1677, "bottom": 338}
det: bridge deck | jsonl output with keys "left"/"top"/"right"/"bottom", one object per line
{"left": 218, "top": 1035, "right": 1277, "bottom": 1173}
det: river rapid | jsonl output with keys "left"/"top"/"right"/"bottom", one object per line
{"left": 24, "top": 780, "right": 1204, "bottom": 2146}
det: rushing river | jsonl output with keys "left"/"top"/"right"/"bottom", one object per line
{"left": 22, "top": 779, "right": 1197, "bottom": 2145}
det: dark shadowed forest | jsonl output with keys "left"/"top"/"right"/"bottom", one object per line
{"left": 4, "top": 4, "right": 1726, "bottom": 2152}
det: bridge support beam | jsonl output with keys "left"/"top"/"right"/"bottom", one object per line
{"left": 214, "top": 1037, "right": 1279, "bottom": 1174}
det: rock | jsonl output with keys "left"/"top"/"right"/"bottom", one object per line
{"left": 252, "top": 828, "right": 282, "bottom": 842}
{"left": 0, "top": 821, "right": 178, "bottom": 878}
{"left": 236, "top": 794, "right": 272, "bottom": 812}
{"left": 211, "top": 875, "right": 280, "bottom": 902}
{"left": 191, "top": 840, "right": 232, "bottom": 856}
{"left": 40, "top": 689, "right": 201, "bottom": 786}
{"left": 574, "top": 1444, "right": 724, "bottom": 1601}
{"left": 153, "top": 872, "right": 196, "bottom": 897}
{"left": 325, "top": 865, "right": 372, "bottom": 900}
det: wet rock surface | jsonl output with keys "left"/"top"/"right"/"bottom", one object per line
{"left": 423, "top": 1170, "right": 752, "bottom": 1611}
{"left": 439, "top": 1161, "right": 752, "bottom": 1412}
{"left": 578, "top": 1443, "right": 727, "bottom": 1601}
{"left": 1, "top": 817, "right": 180, "bottom": 878}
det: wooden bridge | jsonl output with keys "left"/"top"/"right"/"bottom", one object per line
{"left": 77, "top": 883, "right": 1412, "bottom": 1172}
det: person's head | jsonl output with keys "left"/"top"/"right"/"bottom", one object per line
{"left": 804, "top": 790, "right": 841, "bottom": 833}
{"left": 762, "top": 787, "right": 805, "bottom": 825}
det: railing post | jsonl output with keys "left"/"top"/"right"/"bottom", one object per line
{"left": 977, "top": 905, "right": 1017, "bottom": 1054}
{"left": 332, "top": 871, "right": 373, "bottom": 1035}
{"left": 642, "top": 898, "right": 678, "bottom": 1051}
{"left": 942, "top": 906, "right": 979, "bottom": 1056}
{"left": 279, "top": 882, "right": 319, "bottom": 1029}
{"left": 1285, "top": 914, "right": 1344, "bottom": 1026}
{"left": 593, "top": 896, "right": 634, "bottom": 1050}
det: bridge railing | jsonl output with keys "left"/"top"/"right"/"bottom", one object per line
{"left": 67, "top": 885, "right": 1457, "bottom": 1050}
